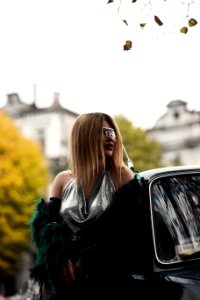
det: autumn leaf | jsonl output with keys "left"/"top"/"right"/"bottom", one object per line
{"left": 123, "top": 40, "right": 132, "bottom": 51}
{"left": 189, "top": 18, "right": 198, "bottom": 27}
{"left": 154, "top": 15, "right": 163, "bottom": 26}
{"left": 180, "top": 26, "right": 188, "bottom": 34}
{"left": 123, "top": 19, "right": 128, "bottom": 26}
{"left": 140, "top": 23, "right": 146, "bottom": 29}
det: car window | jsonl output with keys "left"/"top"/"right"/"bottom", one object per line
{"left": 151, "top": 174, "right": 200, "bottom": 264}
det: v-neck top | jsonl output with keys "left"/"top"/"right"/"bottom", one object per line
{"left": 60, "top": 171, "right": 116, "bottom": 233}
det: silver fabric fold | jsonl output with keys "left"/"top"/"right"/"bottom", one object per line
{"left": 60, "top": 172, "right": 116, "bottom": 233}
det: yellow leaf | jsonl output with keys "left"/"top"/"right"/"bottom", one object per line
{"left": 180, "top": 26, "right": 188, "bottom": 34}
{"left": 188, "top": 18, "right": 198, "bottom": 27}
{"left": 123, "top": 40, "right": 132, "bottom": 51}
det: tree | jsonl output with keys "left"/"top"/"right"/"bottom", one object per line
{"left": 114, "top": 114, "right": 163, "bottom": 171}
{"left": 107, "top": 0, "right": 198, "bottom": 50}
{"left": 0, "top": 112, "right": 49, "bottom": 279}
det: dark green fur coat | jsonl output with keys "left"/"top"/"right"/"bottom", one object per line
{"left": 29, "top": 176, "right": 144, "bottom": 284}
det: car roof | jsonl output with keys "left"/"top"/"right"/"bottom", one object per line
{"left": 139, "top": 165, "right": 200, "bottom": 181}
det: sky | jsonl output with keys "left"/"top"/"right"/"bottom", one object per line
{"left": 0, "top": 0, "right": 200, "bottom": 129}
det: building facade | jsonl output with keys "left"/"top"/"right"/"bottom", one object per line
{"left": 2, "top": 93, "right": 79, "bottom": 176}
{"left": 148, "top": 100, "right": 200, "bottom": 166}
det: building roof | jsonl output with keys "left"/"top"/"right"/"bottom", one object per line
{"left": 1, "top": 92, "right": 79, "bottom": 118}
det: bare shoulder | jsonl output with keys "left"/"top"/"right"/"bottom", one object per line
{"left": 55, "top": 170, "right": 72, "bottom": 181}
{"left": 50, "top": 170, "right": 73, "bottom": 198}
{"left": 121, "top": 165, "right": 134, "bottom": 185}
{"left": 110, "top": 165, "right": 134, "bottom": 190}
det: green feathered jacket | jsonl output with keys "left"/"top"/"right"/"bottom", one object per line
{"left": 29, "top": 176, "right": 144, "bottom": 284}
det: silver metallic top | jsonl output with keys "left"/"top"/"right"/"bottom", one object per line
{"left": 60, "top": 171, "right": 116, "bottom": 233}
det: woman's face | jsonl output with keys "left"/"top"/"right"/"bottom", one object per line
{"left": 102, "top": 120, "right": 116, "bottom": 157}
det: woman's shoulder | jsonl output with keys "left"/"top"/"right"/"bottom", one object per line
{"left": 109, "top": 165, "right": 134, "bottom": 190}
{"left": 55, "top": 170, "right": 73, "bottom": 186}
{"left": 56, "top": 169, "right": 72, "bottom": 178}
{"left": 121, "top": 165, "right": 135, "bottom": 185}
{"left": 50, "top": 170, "right": 73, "bottom": 198}
{"left": 121, "top": 165, "right": 134, "bottom": 185}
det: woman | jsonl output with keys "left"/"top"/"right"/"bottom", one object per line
{"left": 30, "top": 112, "right": 135, "bottom": 299}
{"left": 51, "top": 112, "right": 133, "bottom": 200}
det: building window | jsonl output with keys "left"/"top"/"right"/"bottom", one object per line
{"left": 173, "top": 110, "right": 180, "bottom": 119}
{"left": 36, "top": 128, "right": 45, "bottom": 151}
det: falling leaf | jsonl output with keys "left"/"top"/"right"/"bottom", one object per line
{"left": 123, "top": 20, "right": 128, "bottom": 26}
{"left": 180, "top": 26, "right": 188, "bottom": 34}
{"left": 123, "top": 40, "right": 132, "bottom": 51}
{"left": 188, "top": 18, "right": 198, "bottom": 27}
{"left": 140, "top": 23, "right": 146, "bottom": 29}
{"left": 107, "top": 0, "right": 114, "bottom": 3}
{"left": 154, "top": 15, "right": 163, "bottom": 26}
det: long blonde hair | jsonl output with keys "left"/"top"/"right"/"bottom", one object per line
{"left": 70, "top": 112, "right": 123, "bottom": 184}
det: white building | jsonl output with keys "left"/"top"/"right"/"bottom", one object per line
{"left": 148, "top": 100, "right": 200, "bottom": 166}
{"left": 2, "top": 92, "right": 79, "bottom": 176}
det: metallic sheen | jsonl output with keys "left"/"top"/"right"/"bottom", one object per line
{"left": 60, "top": 172, "right": 116, "bottom": 233}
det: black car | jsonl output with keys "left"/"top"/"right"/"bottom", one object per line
{"left": 126, "top": 165, "right": 200, "bottom": 299}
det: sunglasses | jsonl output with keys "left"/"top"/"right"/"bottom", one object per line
{"left": 102, "top": 127, "right": 116, "bottom": 142}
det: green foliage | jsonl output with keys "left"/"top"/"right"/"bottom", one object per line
{"left": 114, "top": 114, "right": 163, "bottom": 171}
{"left": 171, "top": 154, "right": 182, "bottom": 166}
{"left": 0, "top": 111, "right": 49, "bottom": 277}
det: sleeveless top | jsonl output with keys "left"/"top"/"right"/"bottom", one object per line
{"left": 60, "top": 171, "right": 116, "bottom": 233}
